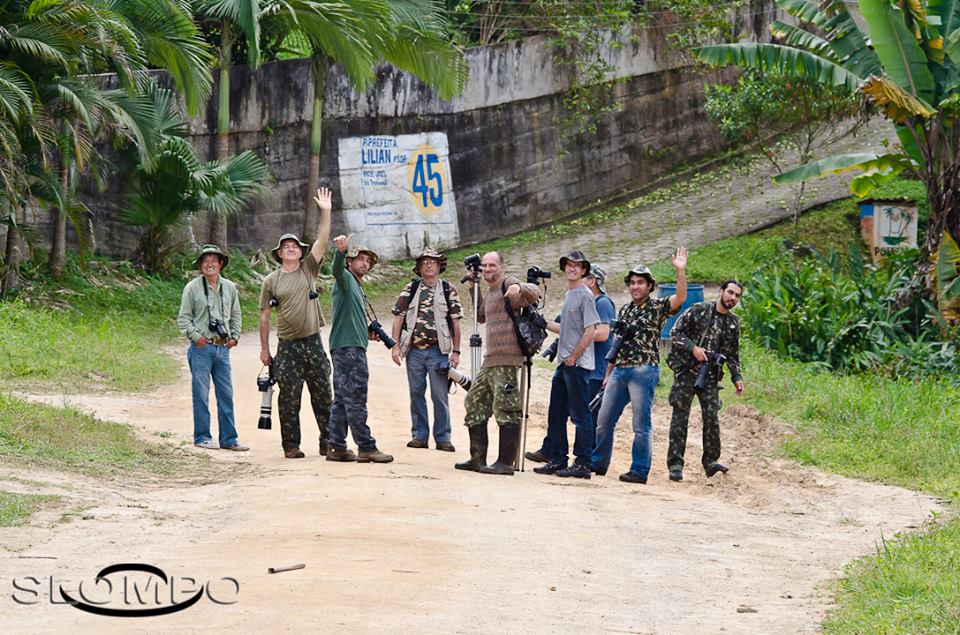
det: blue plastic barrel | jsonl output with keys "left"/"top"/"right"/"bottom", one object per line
{"left": 657, "top": 283, "right": 704, "bottom": 339}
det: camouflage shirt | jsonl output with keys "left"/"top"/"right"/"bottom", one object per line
{"left": 614, "top": 296, "right": 675, "bottom": 368}
{"left": 391, "top": 279, "right": 462, "bottom": 350}
{"left": 667, "top": 301, "right": 742, "bottom": 382}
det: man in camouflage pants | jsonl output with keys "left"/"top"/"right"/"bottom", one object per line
{"left": 259, "top": 188, "right": 334, "bottom": 459}
{"left": 325, "top": 233, "right": 393, "bottom": 464}
{"left": 666, "top": 279, "right": 744, "bottom": 481}
{"left": 454, "top": 252, "right": 540, "bottom": 475}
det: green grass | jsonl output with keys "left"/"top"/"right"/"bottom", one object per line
{"left": 0, "top": 393, "right": 208, "bottom": 478}
{"left": 0, "top": 491, "right": 60, "bottom": 527}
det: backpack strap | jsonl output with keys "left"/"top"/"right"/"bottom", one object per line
{"left": 501, "top": 279, "right": 530, "bottom": 358}
{"left": 399, "top": 278, "right": 421, "bottom": 332}
{"left": 441, "top": 279, "right": 454, "bottom": 332}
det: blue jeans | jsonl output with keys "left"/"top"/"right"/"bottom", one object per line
{"left": 543, "top": 365, "right": 595, "bottom": 464}
{"left": 405, "top": 347, "right": 452, "bottom": 443}
{"left": 187, "top": 342, "right": 238, "bottom": 447}
{"left": 590, "top": 365, "right": 659, "bottom": 477}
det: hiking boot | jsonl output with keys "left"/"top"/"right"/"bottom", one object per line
{"left": 524, "top": 449, "right": 550, "bottom": 463}
{"left": 590, "top": 464, "right": 607, "bottom": 476}
{"left": 406, "top": 438, "right": 428, "bottom": 449}
{"left": 357, "top": 449, "right": 394, "bottom": 463}
{"left": 705, "top": 462, "right": 729, "bottom": 478}
{"left": 479, "top": 424, "right": 520, "bottom": 475}
{"left": 669, "top": 469, "right": 683, "bottom": 482}
{"left": 319, "top": 440, "right": 329, "bottom": 456}
{"left": 619, "top": 471, "right": 647, "bottom": 484}
{"left": 326, "top": 447, "right": 357, "bottom": 462}
{"left": 556, "top": 462, "right": 592, "bottom": 479}
{"left": 435, "top": 441, "right": 456, "bottom": 452}
{"left": 533, "top": 459, "right": 567, "bottom": 475}
{"left": 284, "top": 448, "right": 305, "bottom": 459}
{"left": 455, "top": 425, "right": 488, "bottom": 472}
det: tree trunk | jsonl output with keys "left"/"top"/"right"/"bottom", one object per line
{"left": 48, "top": 162, "right": 69, "bottom": 279}
{"left": 2, "top": 204, "right": 22, "bottom": 297}
{"left": 208, "top": 23, "right": 232, "bottom": 249}
{"left": 302, "top": 55, "right": 330, "bottom": 242}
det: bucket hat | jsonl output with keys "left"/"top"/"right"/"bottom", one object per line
{"left": 195, "top": 244, "right": 229, "bottom": 269}
{"left": 586, "top": 264, "right": 607, "bottom": 293}
{"left": 559, "top": 250, "right": 591, "bottom": 275}
{"left": 413, "top": 247, "right": 447, "bottom": 276}
{"left": 272, "top": 233, "right": 310, "bottom": 263}
{"left": 624, "top": 264, "right": 656, "bottom": 288}
{"left": 347, "top": 244, "right": 380, "bottom": 268}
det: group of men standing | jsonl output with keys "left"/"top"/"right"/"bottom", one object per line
{"left": 177, "top": 188, "right": 745, "bottom": 483}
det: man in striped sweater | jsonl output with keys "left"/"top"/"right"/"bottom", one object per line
{"left": 454, "top": 252, "right": 541, "bottom": 475}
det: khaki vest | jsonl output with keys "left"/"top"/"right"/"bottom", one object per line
{"left": 399, "top": 279, "right": 453, "bottom": 356}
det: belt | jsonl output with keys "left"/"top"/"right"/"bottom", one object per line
{"left": 209, "top": 338, "right": 231, "bottom": 345}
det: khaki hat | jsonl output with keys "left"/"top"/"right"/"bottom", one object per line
{"left": 624, "top": 264, "right": 656, "bottom": 288}
{"left": 347, "top": 244, "right": 380, "bottom": 268}
{"left": 195, "top": 244, "right": 229, "bottom": 269}
{"left": 586, "top": 264, "right": 607, "bottom": 293}
{"left": 272, "top": 233, "right": 310, "bottom": 263}
{"left": 559, "top": 250, "right": 591, "bottom": 275}
{"left": 413, "top": 247, "right": 447, "bottom": 275}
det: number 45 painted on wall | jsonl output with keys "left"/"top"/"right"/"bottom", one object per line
{"left": 410, "top": 150, "right": 443, "bottom": 209}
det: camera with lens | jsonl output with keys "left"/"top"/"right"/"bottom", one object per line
{"left": 256, "top": 366, "right": 277, "bottom": 430}
{"left": 460, "top": 253, "right": 482, "bottom": 283}
{"left": 604, "top": 319, "right": 637, "bottom": 363}
{"left": 436, "top": 360, "right": 472, "bottom": 391}
{"left": 368, "top": 319, "right": 397, "bottom": 349}
{"left": 209, "top": 318, "right": 229, "bottom": 340}
{"left": 270, "top": 289, "right": 318, "bottom": 308}
{"left": 694, "top": 352, "right": 726, "bottom": 393}
{"left": 526, "top": 266, "right": 552, "bottom": 284}
{"left": 540, "top": 313, "right": 562, "bottom": 362}
{"left": 589, "top": 387, "right": 605, "bottom": 412}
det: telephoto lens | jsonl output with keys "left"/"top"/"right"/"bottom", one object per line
{"left": 436, "top": 360, "right": 471, "bottom": 391}
{"left": 368, "top": 319, "right": 397, "bottom": 349}
{"left": 256, "top": 368, "right": 276, "bottom": 429}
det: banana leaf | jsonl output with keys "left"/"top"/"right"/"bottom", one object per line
{"left": 933, "top": 230, "right": 960, "bottom": 323}
{"left": 773, "top": 152, "right": 883, "bottom": 183}
{"left": 770, "top": 21, "right": 838, "bottom": 61}
{"left": 858, "top": 0, "right": 936, "bottom": 103}
{"left": 692, "top": 44, "right": 862, "bottom": 91}
{"left": 862, "top": 75, "right": 938, "bottom": 121}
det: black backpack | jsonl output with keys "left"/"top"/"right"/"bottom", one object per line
{"left": 502, "top": 281, "right": 547, "bottom": 358}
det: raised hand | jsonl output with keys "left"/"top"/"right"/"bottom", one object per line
{"left": 313, "top": 187, "right": 332, "bottom": 214}
{"left": 672, "top": 246, "right": 688, "bottom": 271}
{"left": 333, "top": 234, "right": 352, "bottom": 253}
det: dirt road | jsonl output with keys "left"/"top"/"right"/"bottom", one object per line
{"left": 1, "top": 326, "right": 939, "bottom": 634}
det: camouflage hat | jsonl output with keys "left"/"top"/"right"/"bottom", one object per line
{"left": 559, "top": 250, "right": 591, "bottom": 275}
{"left": 624, "top": 264, "right": 656, "bottom": 288}
{"left": 586, "top": 264, "right": 607, "bottom": 293}
{"left": 195, "top": 244, "right": 229, "bottom": 269}
{"left": 272, "top": 233, "right": 310, "bottom": 263}
{"left": 413, "top": 247, "right": 447, "bottom": 275}
{"left": 347, "top": 244, "right": 380, "bottom": 268}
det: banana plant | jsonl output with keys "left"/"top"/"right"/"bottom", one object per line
{"left": 693, "top": 0, "right": 960, "bottom": 269}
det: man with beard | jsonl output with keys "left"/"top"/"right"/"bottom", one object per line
{"left": 666, "top": 279, "right": 744, "bottom": 481}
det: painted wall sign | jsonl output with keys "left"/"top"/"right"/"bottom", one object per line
{"left": 337, "top": 132, "right": 459, "bottom": 259}
{"left": 859, "top": 199, "right": 918, "bottom": 262}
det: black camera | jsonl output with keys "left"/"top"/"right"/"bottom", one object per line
{"left": 694, "top": 352, "right": 726, "bottom": 394}
{"left": 526, "top": 266, "right": 552, "bottom": 284}
{"left": 540, "top": 313, "right": 562, "bottom": 362}
{"left": 436, "top": 360, "right": 472, "bottom": 391}
{"left": 257, "top": 366, "right": 277, "bottom": 430}
{"left": 270, "top": 290, "right": 317, "bottom": 307}
{"left": 460, "top": 253, "right": 482, "bottom": 283}
{"left": 589, "top": 387, "right": 604, "bottom": 413}
{"left": 209, "top": 318, "right": 229, "bottom": 339}
{"left": 605, "top": 320, "right": 636, "bottom": 364}
{"left": 368, "top": 319, "right": 397, "bottom": 349}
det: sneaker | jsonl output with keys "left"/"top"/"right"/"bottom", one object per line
{"left": 619, "top": 471, "right": 647, "bottom": 484}
{"left": 326, "top": 447, "right": 357, "bottom": 462}
{"left": 524, "top": 449, "right": 550, "bottom": 463}
{"left": 406, "top": 439, "right": 428, "bottom": 449}
{"left": 533, "top": 460, "right": 566, "bottom": 475}
{"left": 669, "top": 469, "right": 683, "bottom": 482}
{"left": 284, "top": 448, "right": 305, "bottom": 459}
{"left": 223, "top": 443, "right": 249, "bottom": 451}
{"left": 357, "top": 449, "right": 394, "bottom": 463}
{"left": 556, "top": 463, "right": 591, "bottom": 479}
{"left": 705, "top": 462, "right": 729, "bottom": 478}
{"left": 195, "top": 440, "right": 219, "bottom": 450}
{"left": 435, "top": 442, "right": 456, "bottom": 452}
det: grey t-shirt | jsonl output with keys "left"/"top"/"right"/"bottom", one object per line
{"left": 557, "top": 284, "right": 601, "bottom": 370}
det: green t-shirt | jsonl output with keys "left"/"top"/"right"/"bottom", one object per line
{"left": 259, "top": 252, "right": 322, "bottom": 340}
{"left": 329, "top": 249, "right": 368, "bottom": 350}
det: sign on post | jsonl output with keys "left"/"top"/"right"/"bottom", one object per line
{"left": 337, "top": 133, "right": 459, "bottom": 260}
{"left": 858, "top": 198, "right": 918, "bottom": 262}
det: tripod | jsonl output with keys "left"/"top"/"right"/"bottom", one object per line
{"left": 516, "top": 356, "right": 533, "bottom": 471}
{"left": 461, "top": 266, "right": 483, "bottom": 379}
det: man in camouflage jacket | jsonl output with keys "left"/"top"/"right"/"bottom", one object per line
{"left": 666, "top": 280, "right": 745, "bottom": 481}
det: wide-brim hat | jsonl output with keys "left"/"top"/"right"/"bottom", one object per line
{"left": 347, "top": 244, "right": 380, "bottom": 268}
{"left": 413, "top": 247, "right": 447, "bottom": 275}
{"left": 195, "top": 244, "right": 229, "bottom": 269}
{"left": 272, "top": 233, "right": 310, "bottom": 263}
{"left": 559, "top": 250, "right": 591, "bottom": 275}
{"left": 586, "top": 264, "right": 607, "bottom": 293}
{"left": 624, "top": 264, "right": 656, "bottom": 288}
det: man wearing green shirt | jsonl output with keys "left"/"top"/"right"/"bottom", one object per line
{"left": 326, "top": 233, "right": 393, "bottom": 463}
{"left": 177, "top": 244, "right": 247, "bottom": 451}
